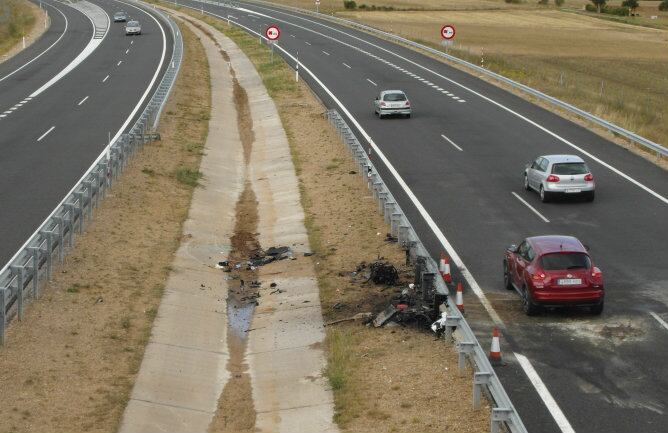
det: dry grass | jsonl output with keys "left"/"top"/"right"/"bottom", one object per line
{"left": 337, "top": 8, "right": 668, "bottom": 146}
{"left": 0, "top": 23, "right": 210, "bottom": 433}
{"left": 0, "top": 0, "right": 37, "bottom": 57}
{"left": 167, "top": 7, "right": 490, "bottom": 432}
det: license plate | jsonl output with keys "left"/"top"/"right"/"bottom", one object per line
{"left": 558, "top": 278, "right": 582, "bottom": 285}
{"left": 565, "top": 189, "right": 581, "bottom": 193}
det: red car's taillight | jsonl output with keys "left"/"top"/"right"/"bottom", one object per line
{"left": 546, "top": 175, "right": 560, "bottom": 182}
{"left": 584, "top": 173, "right": 594, "bottom": 182}
{"left": 531, "top": 272, "right": 546, "bottom": 281}
{"left": 591, "top": 267, "right": 602, "bottom": 279}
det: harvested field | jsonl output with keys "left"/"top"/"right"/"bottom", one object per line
{"left": 0, "top": 0, "right": 41, "bottom": 59}
{"left": 0, "top": 23, "right": 210, "bottom": 433}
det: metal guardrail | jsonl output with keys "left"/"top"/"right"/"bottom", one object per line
{"left": 326, "top": 109, "right": 527, "bottom": 433}
{"left": 239, "top": 0, "right": 668, "bottom": 158}
{"left": 0, "top": 3, "right": 183, "bottom": 345}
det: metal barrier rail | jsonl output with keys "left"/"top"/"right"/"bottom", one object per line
{"left": 0, "top": 3, "right": 183, "bottom": 345}
{"left": 325, "top": 108, "right": 527, "bottom": 433}
{"left": 235, "top": 0, "right": 668, "bottom": 158}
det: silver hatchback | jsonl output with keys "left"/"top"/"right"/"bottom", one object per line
{"left": 374, "top": 90, "right": 411, "bottom": 119}
{"left": 524, "top": 155, "right": 595, "bottom": 202}
{"left": 125, "top": 20, "right": 141, "bottom": 36}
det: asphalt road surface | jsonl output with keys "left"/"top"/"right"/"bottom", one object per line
{"left": 0, "top": 0, "right": 174, "bottom": 266}
{"left": 173, "top": 1, "right": 668, "bottom": 432}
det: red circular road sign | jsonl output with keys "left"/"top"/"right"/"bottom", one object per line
{"left": 440, "top": 25, "right": 455, "bottom": 40}
{"left": 265, "top": 25, "right": 281, "bottom": 41}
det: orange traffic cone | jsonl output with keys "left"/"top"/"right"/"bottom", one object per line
{"left": 455, "top": 282, "right": 464, "bottom": 313}
{"left": 440, "top": 254, "right": 452, "bottom": 283}
{"left": 489, "top": 327, "right": 504, "bottom": 366}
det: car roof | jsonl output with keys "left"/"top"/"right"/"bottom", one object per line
{"left": 540, "top": 155, "right": 585, "bottom": 164}
{"left": 527, "top": 235, "right": 587, "bottom": 255}
{"left": 380, "top": 90, "right": 405, "bottom": 95}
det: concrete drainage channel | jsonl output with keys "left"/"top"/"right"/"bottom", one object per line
{"left": 0, "top": 3, "right": 183, "bottom": 345}
{"left": 325, "top": 109, "right": 527, "bottom": 433}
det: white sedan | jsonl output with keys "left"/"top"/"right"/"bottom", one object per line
{"left": 374, "top": 90, "right": 411, "bottom": 119}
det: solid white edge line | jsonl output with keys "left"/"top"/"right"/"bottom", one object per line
{"left": 126, "top": 48, "right": 130, "bottom": 54}
{"left": 77, "top": 95, "right": 89, "bottom": 105}
{"left": 342, "top": 62, "right": 351, "bottom": 68}
{"left": 440, "top": 134, "right": 463, "bottom": 152}
{"left": 515, "top": 353, "right": 576, "bottom": 433}
{"left": 650, "top": 312, "right": 668, "bottom": 332}
{"left": 366, "top": 78, "right": 377, "bottom": 86}
{"left": 0, "top": 0, "right": 167, "bottom": 278}
{"left": 304, "top": 41, "right": 311, "bottom": 45}
{"left": 239, "top": 2, "right": 668, "bottom": 206}
{"left": 190, "top": 9, "right": 574, "bottom": 433}
{"left": 37, "top": 126, "right": 55, "bottom": 142}
{"left": 511, "top": 192, "right": 550, "bottom": 223}
{"left": 322, "top": 50, "right": 330, "bottom": 55}
{"left": 117, "top": 60, "right": 123, "bottom": 66}
{"left": 0, "top": 1, "right": 68, "bottom": 84}
{"left": 102, "top": 74, "right": 109, "bottom": 82}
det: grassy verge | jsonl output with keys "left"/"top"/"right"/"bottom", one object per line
{"left": 164, "top": 5, "right": 490, "bottom": 432}
{"left": 0, "top": 23, "right": 210, "bottom": 433}
{"left": 0, "top": 0, "right": 37, "bottom": 57}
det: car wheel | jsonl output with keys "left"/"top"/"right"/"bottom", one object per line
{"left": 522, "top": 285, "right": 540, "bottom": 316}
{"left": 585, "top": 191, "right": 595, "bottom": 202}
{"left": 503, "top": 261, "right": 513, "bottom": 290}
{"left": 406, "top": 114, "right": 411, "bottom": 119}
{"left": 524, "top": 175, "right": 530, "bottom": 191}
{"left": 590, "top": 299, "right": 604, "bottom": 315}
{"left": 539, "top": 185, "right": 550, "bottom": 203}
{"left": 378, "top": 113, "right": 384, "bottom": 119}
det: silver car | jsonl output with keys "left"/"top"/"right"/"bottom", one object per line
{"left": 374, "top": 90, "right": 411, "bottom": 119}
{"left": 113, "top": 11, "right": 127, "bottom": 22}
{"left": 125, "top": 20, "right": 141, "bottom": 36}
{"left": 524, "top": 155, "right": 595, "bottom": 202}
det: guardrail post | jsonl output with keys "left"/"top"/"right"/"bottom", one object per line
{"left": 54, "top": 216, "right": 65, "bottom": 263}
{"left": 491, "top": 408, "right": 512, "bottom": 433}
{"left": 28, "top": 246, "right": 40, "bottom": 299}
{"left": 0, "top": 288, "right": 6, "bottom": 345}
{"left": 63, "top": 205, "right": 75, "bottom": 247}
{"left": 74, "top": 192, "right": 85, "bottom": 234}
{"left": 384, "top": 201, "right": 395, "bottom": 224}
{"left": 473, "top": 372, "right": 492, "bottom": 410}
{"left": 92, "top": 171, "right": 101, "bottom": 207}
{"left": 390, "top": 213, "right": 402, "bottom": 236}
{"left": 40, "top": 230, "right": 54, "bottom": 280}
{"left": 11, "top": 266, "right": 25, "bottom": 320}
{"left": 378, "top": 191, "right": 387, "bottom": 213}
{"left": 456, "top": 341, "right": 476, "bottom": 376}
{"left": 83, "top": 180, "right": 94, "bottom": 220}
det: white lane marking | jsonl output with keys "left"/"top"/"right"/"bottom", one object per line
{"left": 3, "top": 111, "right": 11, "bottom": 114}
{"left": 304, "top": 41, "right": 311, "bottom": 45}
{"left": 126, "top": 48, "right": 130, "bottom": 54}
{"left": 458, "top": 100, "right": 466, "bottom": 103}
{"left": 650, "top": 312, "right": 668, "bottom": 331}
{"left": 24, "top": 97, "right": 32, "bottom": 100}
{"left": 102, "top": 75, "right": 109, "bottom": 83}
{"left": 15, "top": 103, "right": 24, "bottom": 107}
{"left": 441, "top": 134, "right": 463, "bottom": 152}
{"left": 37, "top": 126, "right": 55, "bottom": 142}
{"left": 29, "top": 4, "right": 110, "bottom": 98}
{"left": 290, "top": 34, "right": 295, "bottom": 37}
{"left": 130, "top": 40, "right": 134, "bottom": 45}
{"left": 242, "top": 4, "right": 668, "bottom": 205}
{"left": 8, "top": 107, "right": 17, "bottom": 111}
{"left": 512, "top": 192, "right": 550, "bottom": 223}
{"left": 117, "top": 60, "right": 123, "bottom": 66}
{"left": 20, "top": 100, "right": 28, "bottom": 104}
{"left": 515, "top": 353, "right": 576, "bottom": 433}
{"left": 366, "top": 78, "right": 377, "bottom": 86}
{"left": 0, "top": 3, "right": 68, "bottom": 84}
{"left": 342, "top": 62, "right": 351, "bottom": 68}
{"left": 452, "top": 96, "right": 460, "bottom": 100}
{"left": 78, "top": 96, "right": 89, "bottom": 106}
{"left": 0, "top": 114, "right": 6, "bottom": 118}
{"left": 322, "top": 50, "right": 330, "bottom": 55}
{"left": 436, "top": 87, "right": 443, "bottom": 91}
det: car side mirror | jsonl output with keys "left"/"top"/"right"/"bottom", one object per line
{"left": 583, "top": 244, "right": 590, "bottom": 251}
{"left": 507, "top": 244, "right": 517, "bottom": 253}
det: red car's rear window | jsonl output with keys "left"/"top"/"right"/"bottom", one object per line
{"left": 540, "top": 253, "right": 591, "bottom": 271}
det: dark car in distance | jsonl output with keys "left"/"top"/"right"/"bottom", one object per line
{"left": 503, "top": 235, "right": 604, "bottom": 315}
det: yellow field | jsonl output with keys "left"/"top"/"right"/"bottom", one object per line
{"left": 0, "top": 0, "right": 37, "bottom": 58}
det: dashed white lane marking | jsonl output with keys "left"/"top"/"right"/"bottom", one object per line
{"left": 8, "top": 107, "right": 17, "bottom": 111}
{"left": 366, "top": 78, "right": 377, "bottom": 86}
{"left": 342, "top": 62, "right": 351, "bottom": 68}
{"left": 125, "top": 48, "right": 130, "bottom": 54}
{"left": 515, "top": 354, "right": 576, "bottom": 433}
{"left": 117, "top": 60, "right": 123, "bottom": 66}
{"left": 304, "top": 41, "right": 311, "bottom": 45}
{"left": 16, "top": 102, "right": 24, "bottom": 107}
{"left": 37, "top": 126, "right": 55, "bottom": 142}
{"left": 0, "top": 114, "right": 6, "bottom": 118}
{"left": 512, "top": 192, "right": 550, "bottom": 223}
{"left": 102, "top": 75, "right": 109, "bottom": 83}
{"left": 78, "top": 96, "right": 89, "bottom": 106}
{"left": 458, "top": 100, "right": 466, "bottom": 103}
{"left": 436, "top": 87, "right": 443, "bottom": 91}
{"left": 650, "top": 312, "right": 668, "bottom": 332}
{"left": 322, "top": 50, "right": 330, "bottom": 56}
{"left": 290, "top": 34, "right": 295, "bottom": 37}
{"left": 3, "top": 111, "right": 11, "bottom": 114}
{"left": 452, "top": 96, "right": 460, "bottom": 100}
{"left": 130, "top": 40, "right": 134, "bottom": 45}
{"left": 441, "top": 134, "right": 463, "bottom": 152}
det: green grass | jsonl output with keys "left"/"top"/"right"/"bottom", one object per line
{"left": 175, "top": 167, "right": 203, "bottom": 187}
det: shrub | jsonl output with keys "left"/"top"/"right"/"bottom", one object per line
{"left": 606, "top": 6, "right": 630, "bottom": 15}
{"left": 555, "top": 0, "right": 565, "bottom": 6}
{"left": 538, "top": 0, "right": 549, "bottom": 5}
{"left": 659, "top": 0, "right": 668, "bottom": 11}
{"left": 505, "top": 0, "right": 523, "bottom": 3}
{"left": 589, "top": 0, "right": 606, "bottom": 12}
{"left": 343, "top": 0, "right": 357, "bottom": 9}
{"left": 621, "top": 0, "right": 638, "bottom": 12}
{"left": 585, "top": 3, "right": 597, "bottom": 11}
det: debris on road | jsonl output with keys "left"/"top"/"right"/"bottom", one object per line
{"left": 368, "top": 260, "right": 399, "bottom": 285}
{"left": 325, "top": 312, "right": 373, "bottom": 326}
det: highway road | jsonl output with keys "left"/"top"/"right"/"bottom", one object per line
{"left": 174, "top": 1, "right": 668, "bottom": 432}
{"left": 0, "top": 0, "right": 174, "bottom": 266}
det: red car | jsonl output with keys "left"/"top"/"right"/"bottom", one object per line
{"left": 503, "top": 235, "right": 604, "bottom": 315}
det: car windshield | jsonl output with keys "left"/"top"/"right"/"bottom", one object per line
{"left": 128, "top": 21, "right": 139, "bottom": 26}
{"left": 552, "top": 162, "right": 588, "bottom": 175}
{"left": 383, "top": 93, "right": 406, "bottom": 102}
{"left": 115, "top": 12, "right": 125, "bottom": 16}
{"left": 540, "top": 253, "right": 591, "bottom": 270}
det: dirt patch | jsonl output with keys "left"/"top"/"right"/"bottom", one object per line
{"left": 181, "top": 14, "right": 491, "bottom": 433}
{"left": 207, "top": 49, "right": 258, "bottom": 433}
{"left": 0, "top": 23, "right": 210, "bottom": 433}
